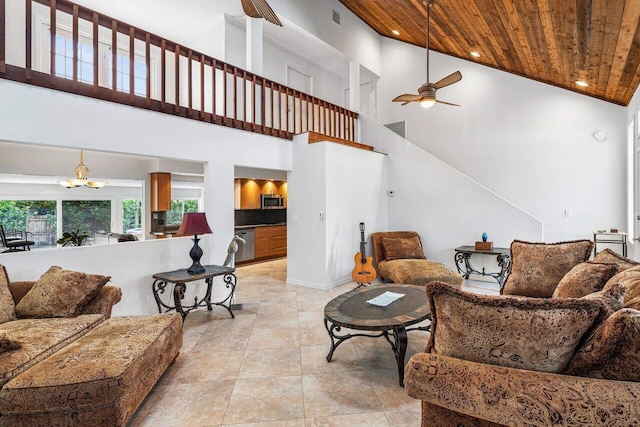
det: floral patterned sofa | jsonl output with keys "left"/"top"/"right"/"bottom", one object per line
{"left": 405, "top": 241, "right": 640, "bottom": 426}
{"left": 0, "top": 264, "right": 183, "bottom": 426}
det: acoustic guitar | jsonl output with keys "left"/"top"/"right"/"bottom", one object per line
{"left": 352, "top": 222, "right": 377, "bottom": 284}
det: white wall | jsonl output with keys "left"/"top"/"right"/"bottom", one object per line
{"left": 360, "top": 115, "right": 543, "bottom": 267}
{"left": 377, "top": 37, "right": 627, "bottom": 243}
{"left": 0, "top": 78, "right": 292, "bottom": 314}
{"left": 287, "top": 135, "right": 387, "bottom": 289}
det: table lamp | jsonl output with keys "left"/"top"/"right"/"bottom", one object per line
{"left": 176, "top": 212, "right": 212, "bottom": 274}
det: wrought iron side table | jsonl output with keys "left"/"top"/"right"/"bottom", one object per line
{"left": 454, "top": 245, "right": 511, "bottom": 291}
{"left": 152, "top": 265, "right": 236, "bottom": 321}
{"left": 593, "top": 231, "right": 628, "bottom": 257}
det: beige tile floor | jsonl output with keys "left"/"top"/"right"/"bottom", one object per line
{"left": 129, "top": 259, "right": 498, "bottom": 427}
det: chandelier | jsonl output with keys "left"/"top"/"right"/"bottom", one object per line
{"left": 58, "top": 150, "right": 107, "bottom": 189}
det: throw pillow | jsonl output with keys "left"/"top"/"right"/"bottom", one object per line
{"left": 0, "top": 264, "right": 16, "bottom": 324}
{"left": 602, "top": 266, "right": 640, "bottom": 304}
{"left": 502, "top": 239, "right": 594, "bottom": 298}
{"left": 0, "top": 332, "right": 21, "bottom": 353}
{"left": 565, "top": 308, "right": 640, "bottom": 381}
{"left": 624, "top": 295, "right": 640, "bottom": 311}
{"left": 15, "top": 266, "right": 110, "bottom": 318}
{"left": 381, "top": 236, "right": 426, "bottom": 261}
{"left": 552, "top": 262, "right": 619, "bottom": 299}
{"left": 426, "top": 281, "right": 603, "bottom": 373}
{"left": 581, "top": 283, "right": 625, "bottom": 331}
{"left": 593, "top": 248, "right": 639, "bottom": 271}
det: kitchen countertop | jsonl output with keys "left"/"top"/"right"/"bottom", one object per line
{"left": 235, "top": 222, "right": 286, "bottom": 230}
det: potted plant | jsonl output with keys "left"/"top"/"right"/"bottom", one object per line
{"left": 57, "top": 229, "right": 90, "bottom": 247}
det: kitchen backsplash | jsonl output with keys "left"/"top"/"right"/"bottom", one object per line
{"left": 235, "top": 209, "right": 286, "bottom": 226}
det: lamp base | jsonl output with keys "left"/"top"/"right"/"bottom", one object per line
{"left": 186, "top": 235, "right": 206, "bottom": 275}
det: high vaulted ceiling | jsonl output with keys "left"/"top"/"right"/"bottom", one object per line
{"left": 338, "top": 0, "right": 640, "bottom": 106}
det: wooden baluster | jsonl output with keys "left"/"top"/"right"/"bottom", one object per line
{"left": 111, "top": 20, "right": 117, "bottom": 95}
{"left": 223, "top": 62, "right": 228, "bottom": 125}
{"left": 92, "top": 13, "right": 98, "bottom": 92}
{"left": 261, "top": 78, "right": 266, "bottom": 133}
{"left": 285, "top": 87, "right": 289, "bottom": 135}
{"left": 129, "top": 26, "right": 134, "bottom": 102}
{"left": 72, "top": 5, "right": 78, "bottom": 88}
{"left": 270, "top": 82, "right": 274, "bottom": 135}
{"left": 0, "top": 0, "right": 5, "bottom": 75}
{"left": 279, "top": 85, "right": 284, "bottom": 135}
{"left": 175, "top": 43, "right": 180, "bottom": 115}
{"left": 160, "top": 39, "right": 166, "bottom": 109}
{"left": 233, "top": 67, "right": 238, "bottom": 127}
{"left": 297, "top": 93, "right": 302, "bottom": 134}
{"left": 252, "top": 74, "right": 256, "bottom": 131}
{"left": 146, "top": 33, "right": 151, "bottom": 107}
{"left": 242, "top": 70, "right": 247, "bottom": 128}
{"left": 187, "top": 49, "right": 193, "bottom": 116}
{"left": 26, "top": 0, "right": 33, "bottom": 81}
{"left": 200, "top": 54, "right": 205, "bottom": 120}
{"left": 212, "top": 59, "right": 217, "bottom": 122}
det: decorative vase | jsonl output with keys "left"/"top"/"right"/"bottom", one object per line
{"left": 482, "top": 233, "right": 488, "bottom": 242}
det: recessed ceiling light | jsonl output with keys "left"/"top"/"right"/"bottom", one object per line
{"left": 470, "top": 51, "right": 480, "bottom": 58}
{"left": 575, "top": 80, "right": 589, "bottom": 87}
{"left": 392, "top": 30, "right": 400, "bottom": 36}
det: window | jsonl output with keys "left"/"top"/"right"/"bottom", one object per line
{"left": 167, "top": 199, "right": 199, "bottom": 225}
{"left": 122, "top": 199, "right": 142, "bottom": 233}
{"left": 110, "top": 53, "right": 147, "bottom": 96}
{"left": 54, "top": 35, "right": 94, "bottom": 84}
{"left": 61, "top": 200, "right": 111, "bottom": 235}
{"left": 0, "top": 200, "right": 57, "bottom": 248}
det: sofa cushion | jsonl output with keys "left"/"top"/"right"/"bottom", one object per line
{"left": 15, "top": 266, "right": 110, "bottom": 318}
{"left": 0, "top": 314, "right": 183, "bottom": 426}
{"left": 426, "top": 282, "right": 603, "bottom": 373}
{"left": 581, "top": 283, "right": 625, "bottom": 331}
{"left": 0, "top": 332, "right": 21, "bottom": 353}
{"left": 602, "top": 265, "right": 640, "bottom": 304}
{"left": 565, "top": 308, "right": 640, "bottom": 381}
{"left": 0, "top": 264, "right": 16, "bottom": 324}
{"left": 593, "top": 248, "right": 639, "bottom": 271}
{"left": 503, "top": 239, "right": 594, "bottom": 298}
{"left": 381, "top": 236, "right": 426, "bottom": 261}
{"left": 552, "top": 262, "right": 619, "bottom": 299}
{"left": 377, "top": 259, "right": 463, "bottom": 287}
{"left": 0, "top": 314, "right": 104, "bottom": 386}
{"left": 624, "top": 295, "right": 640, "bottom": 310}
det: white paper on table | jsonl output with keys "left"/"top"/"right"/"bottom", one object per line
{"left": 366, "top": 291, "right": 405, "bottom": 307}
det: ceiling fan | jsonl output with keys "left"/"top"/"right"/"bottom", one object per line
{"left": 241, "top": 0, "right": 283, "bottom": 27}
{"left": 393, "top": 0, "right": 461, "bottom": 108}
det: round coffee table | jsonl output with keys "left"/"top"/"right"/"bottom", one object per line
{"left": 324, "top": 284, "right": 431, "bottom": 386}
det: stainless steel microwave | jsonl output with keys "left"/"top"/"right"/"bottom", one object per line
{"left": 260, "top": 194, "right": 284, "bottom": 209}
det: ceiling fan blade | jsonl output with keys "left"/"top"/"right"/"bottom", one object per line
{"left": 433, "top": 71, "right": 462, "bottom": 90}
{"left": 241, "top": 0, "right": 261, "bottom": 18}
{"left": 251, "top": 0, "right": 283, "bottom": 26}
{"left": 436, "top": 99, "right": 460, "bottom": 107}
{"left": 393, "top": 94, "right": 421, "bottom": 103}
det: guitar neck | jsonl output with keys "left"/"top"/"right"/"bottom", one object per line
{"left": 359, "top": 230, "right": 366, "bottom": 263}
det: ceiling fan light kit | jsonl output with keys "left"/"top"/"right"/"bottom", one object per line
{"left": 58, "top": 150, "right": 107, "bottom": 189}
{"left": 392, "top": 0, "right": 462, "bottom": 108}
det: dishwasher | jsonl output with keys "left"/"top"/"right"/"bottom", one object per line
{"left": 235, "top": 229, "right": 255, "bottom": 262}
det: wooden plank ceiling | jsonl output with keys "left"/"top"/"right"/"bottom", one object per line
{"left": 338, "top": 0, "right": 640, "bottom": 106}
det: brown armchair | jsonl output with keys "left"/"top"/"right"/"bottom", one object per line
{"left": 371, "top": 231, "right": 462, "bottom": 287}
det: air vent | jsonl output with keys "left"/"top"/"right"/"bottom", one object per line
{"left": 332, "top": 10, "right": 341, "bottom": 26}
{"left": 384, "top": 121, "right": 407, "bottom": 139}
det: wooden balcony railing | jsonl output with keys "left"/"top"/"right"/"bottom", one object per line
{"left": 0, "top": 0, "right": 358, "bottom": 141}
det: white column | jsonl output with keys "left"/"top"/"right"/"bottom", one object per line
{"left": 246, "top": 18, "right": 263, "bottom": 75}
{"left": 349, "top": 60, "right": 360, "bottom": 113}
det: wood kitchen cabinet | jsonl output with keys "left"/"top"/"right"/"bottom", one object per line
{"left": 254, "top": 225, "right": 287, "bottom": 259}
{"left": 238, "top": 179, "right": 287, "bottom": 209}
{"left": 150, "top": 172, "right": 171, "bottom": 211}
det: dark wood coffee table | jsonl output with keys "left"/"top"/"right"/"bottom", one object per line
{"left": 324, "top": 284, "right": 430, "bottom": 386}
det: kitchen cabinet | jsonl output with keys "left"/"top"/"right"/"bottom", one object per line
{"left": 150, "top": 172, "right": 171, "bottom": 211}
{"left": 237, "top": 179, "right": 287, "bottom": 209}
{"left": 254, "top": 225, "right": 287, "bottom": 259}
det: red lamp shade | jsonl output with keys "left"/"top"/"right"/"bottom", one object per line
{"left": 177, "top": 212, "right": 212, "bottom": 236}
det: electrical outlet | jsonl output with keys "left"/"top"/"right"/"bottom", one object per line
{"left": 319, "top": 212, "right": 324, "bottom": 221}
{"left": 387, "top": 190, "right": 395, "bottom": 197}
{"left": 564, "top": 209, "right": 573, "bottom": 217}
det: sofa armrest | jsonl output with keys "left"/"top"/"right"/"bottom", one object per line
{"left": 405, "top": 352, "right": 640, "bottom": 426}
{"left": 8, "top": 280, "right": 36, "bottom": 305}
{"left": 80, "top": 285, "right": 122, "bottom": 319}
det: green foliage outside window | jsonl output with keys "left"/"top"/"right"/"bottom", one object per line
{"left": 122, "top": 199, "right": 142, "bottom": 232}
{"left": 62, "top": 200, "right": 111, "bottom": 235}
{"left": 166, "top": 199, "right": 199, "bottom": 225}
{"left": 0, "top": 200, "right": 56, "bottom": 231}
